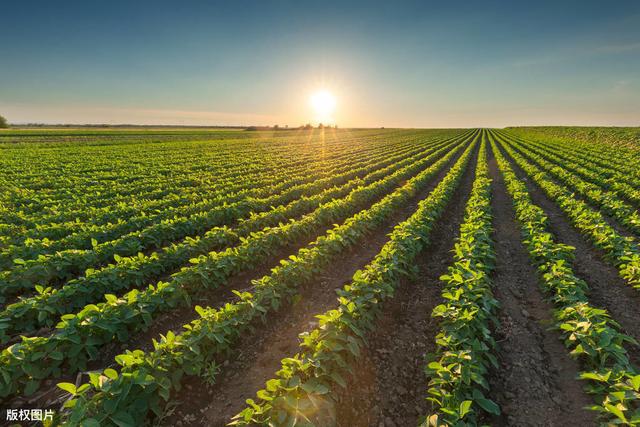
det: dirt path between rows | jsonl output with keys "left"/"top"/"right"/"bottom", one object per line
{"left": 327, "top": 143, "right": 479, "bottom": 427}
{"left": 21, "top": 142, "right": 471, "bottom": 411}
{"left": 110, "top": 143, "right": 467, "bottom": 359}
{"left": 497, "top": 142, "right": 640, "bottom": 367}
{"left": 504, "top": 138, "right": 637, "bottom": 240}
{"left": 166, "top": 140, "right": 473, "bottom": 426}
{"left": 487, "top": 144, "right": 595, "bottom": 427}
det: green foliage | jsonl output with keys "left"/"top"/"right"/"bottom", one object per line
{"left": 505, "top": 135, "right": 640, "bottom": 236}
{"left": 510, "top": 126, "right": 640, "bottom": 150}
{"left": 54, "top": 132, "right": 478, "bottom": 425}
{"left": 423, "top": 134, "right": 501, "bottom": 425}
{"left": 490, "top": 130, "right": 640, "bottom": 424}
{"left": 513, "top": 134, "right": 640, "bottom": 206}
{"left": 6, "top": 125, "right": 640, "bottom": 426}
{"left": 229, "top": 132, "right": 478, "bottom": 426}
{"left": 496, "top": 132, "right": 640, "bottom": 292}
{"left": 0, "top": 132, "right": 472, "bottom": 402}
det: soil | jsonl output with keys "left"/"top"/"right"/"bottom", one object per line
{"left": 497, "top": 142, "right": 640, "bottom": 367}
{"left": 505, "top": 140, "right": 637, "bottom": 240}
{"left": 485, "top": 145, "right": 595, "bottom": 427}
{"left": 15, "top": 132, "right": 629, "bottom": 427}
{"left": 327, "top": 143, "right": 480, "bottom": 427}
{"left": 14, "top": 139, "right": 471, "bottom": 412}
{"left": 165, "top": 140, "right": 473, "bottom": 426}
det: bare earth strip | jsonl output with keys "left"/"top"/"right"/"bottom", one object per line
{"left": 487, "top": 144, "right": 594, "bottom": 427}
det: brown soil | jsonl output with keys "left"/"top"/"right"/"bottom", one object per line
{"left": 327, "top": 143, "right": 479, "bottom": 427}
{"left": 11, "top": 133, "right": 632, "bottom": 427}
{"left": 162, "top": 139, "right": 472, "bottom": 426}
{"left": 1, "top": 142, "right": 426, "bottom": 314}
{"left": 15, "top": 140, "right": 471, "bottom": 412}
{"left": 496, "top": 142, "right": 640, "bottom": 367}
{"left": 12, "top": 234, "right": 323, "bottom": 411}
{"left": 505, "top": 139, "right": 636, "bottom": 240}
{"left": 486, "top": 145, "right": 595, "bottom": 427}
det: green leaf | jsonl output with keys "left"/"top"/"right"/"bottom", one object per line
{"left": 604, "top": 403, "right": 627, "bottom": 423}
{"left": 83, "top": 419, "right": 101, "bottom": 427}
{"left": 476, "top": 397, "right": 500, "bottom": 415}
{"left": 50, "top": 351, "right": 64, "bottom": 360}
{"left": 57, "top": 382, "right": 77, "bottom": 395}
{"left": 631, "top": 375, "right": 640, "bottom": 391}
{"left": 459, "top": 400, "right": 472, "bottom": 418}
{"left": 300, "top": 380, "right": 329, "bottom": 395}
{"left": 24, "top": 380, "right": 40, "bottom": 396}
{"left": 111, "top": 411, "right": 136, "bottom": 427}
{"left": 195, "top": 305, "right": 207, "bottom": 317}
{"left": 580, "top": 371, "right": 610, "bottom": 382}
{"left": 104, "top": 368, "right": 118, "bottom": 380}
{"left": 428, "top": 362, "right": 443, "bottom": 371}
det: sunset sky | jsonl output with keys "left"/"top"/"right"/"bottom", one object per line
{"left": 1, "top": 0, "right": 639, "bottom": 127}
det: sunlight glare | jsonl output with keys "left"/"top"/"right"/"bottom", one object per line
{"left": 310, "top": 90, "right": 336, "bottom": 124}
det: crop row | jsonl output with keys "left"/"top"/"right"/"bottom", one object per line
{"left": 229, "top": 135, "right": 477, "bottom": 426}
{"left": 492, "top": 131, "right": 640, "bottom": 292}
{"left": 1, "top": 131, "right": 436, "bottom": 245}
{"left": 5, "top": 133, "right": 450, "bottom": 286}
{"left": 54, "top": 131, "right": 478, "bottom": 426}
{"left": 489, "top": 131, "right": 640, "bottom": 424}
{"left": 0, "top": 133, "right": 466, "bottom": 339}
{"left": 0, "top": 133, "right": 465, "bottom": 300}
{"left": 513, "top": 135, "right": 640, "bottom": 206}
{"left": 509, "top": 129, "right": 640, "bottom": 183}
{"left": 500, "top": 133, "right": 640, "bottom": 236}
{"left": 423, "top": 136, "right": 501, "bottom": 425}
{"left": 0, "top": 130, "right": 331, "bottom": 198}
{"left": 0, "top": 129, "right": 400, "bottom": 197}
{"left": 0, "top": 130, "right": 428, "bottom": 219}
{"left": 0, "top": 131, "right": 442, "bottom": 266}
{"left": 0, "top": 132, "right": 476, "bottom": 402}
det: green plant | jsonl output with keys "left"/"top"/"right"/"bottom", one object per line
{"left": 490, "top": 130, "right": 640, "bottom": 424}
{"left": 423, "top": 133, "right": 501, "bottom": 425}
{"left": 229, "top": 133, "right": 478, "bottom": 427}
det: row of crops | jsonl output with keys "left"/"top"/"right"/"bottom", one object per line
{"left": 508, "top": 126, "right": 640, "bottom": 150}
{"left": 1, "top": 127, "right": 640, "bottom": 426}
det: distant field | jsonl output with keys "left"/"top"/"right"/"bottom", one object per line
{"left": 0, "top": 127, "right": 303, "bottom": 146}
{"left": 1, "top": 128, "right": 640, "bottom": 426}
{"left": 508, "top": 126, "right": 640, "bottom": 149}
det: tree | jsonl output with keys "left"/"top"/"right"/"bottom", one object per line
{"left": 0, "top": 115, "right": 8, "bottom": 128}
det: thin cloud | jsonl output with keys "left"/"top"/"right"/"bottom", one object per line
{"left": 593, "top": 42, "right": 640, "bottom": 53}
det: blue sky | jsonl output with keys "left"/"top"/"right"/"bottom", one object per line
{"left": 1, "top": 0, "right": 639, "bottom": 127}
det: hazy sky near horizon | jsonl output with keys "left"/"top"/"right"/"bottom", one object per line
{"left": 1, "top": 0, "right": 639, "bottom": 128}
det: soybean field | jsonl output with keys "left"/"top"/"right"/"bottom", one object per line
{"left": 1, "top": 127, "right": 639, "bottom": 426}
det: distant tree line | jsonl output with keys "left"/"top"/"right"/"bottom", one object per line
{"left": 0, "top": 115, "right": 8, "bottom": 128}
{"left": 245, "top": 123, "right": 338, "bottom": 131}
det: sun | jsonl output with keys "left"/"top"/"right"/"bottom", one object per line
{"left": 310, "top": 90, "right": 336, "bottom": 123}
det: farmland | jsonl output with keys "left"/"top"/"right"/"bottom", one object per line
{"left": 1, "top": 127, "right": 640, "bottom": 427}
